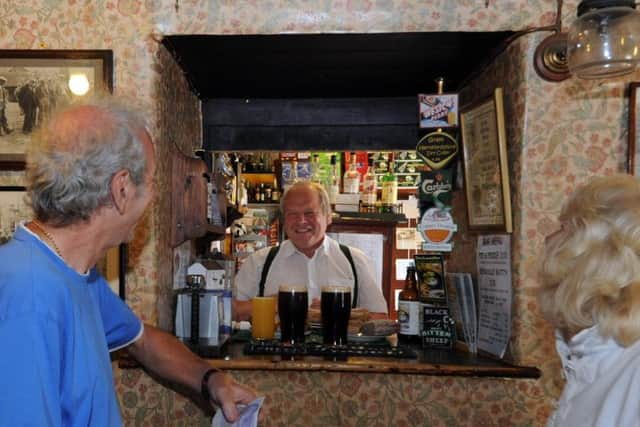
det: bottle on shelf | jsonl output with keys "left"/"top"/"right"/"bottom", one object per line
{"left": 238, "top": 179, "right": 248, "bottom": 211}
{"left": 328, "top": 154, "right": 340, "bottom": 206}
{"left": 343, "top": 152, "right": 360, "bottom": 194}
{"left": 398, "top": 265, "right": 421, "bottom": 344}
{"left": 282, "top": 159, "right": 299, "bottom": 193}
{"left": 380, "top": 153, "right": 398, "bottom": 213}
{"left": 310, "top": 154, "right": 324, "bottom": 185}
{"left": 271, "top": 177, "right": 281, "bottom": 202}
{"left": 360, "top": 156, "right": 377, "bottom": 212}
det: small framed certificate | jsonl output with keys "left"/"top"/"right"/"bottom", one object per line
{"left": 459, "top": 88, "right": 512, "bottom": 233}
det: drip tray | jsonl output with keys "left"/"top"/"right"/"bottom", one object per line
{"left": 244, "top": 340, "right": 416, "bottom": 359}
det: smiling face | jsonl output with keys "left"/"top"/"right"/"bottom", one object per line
{"left": 282, "top": 183, "right": 332, "bottom": 258}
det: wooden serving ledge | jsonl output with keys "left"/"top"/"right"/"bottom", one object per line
{"left": 207, "top": 341, "right": 540, "bottom": 379}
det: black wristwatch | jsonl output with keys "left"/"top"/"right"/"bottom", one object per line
{"left": 201, "top": 368, "right": 221, "bottom": 402}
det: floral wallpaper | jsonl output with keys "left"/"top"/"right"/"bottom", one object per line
{"left": 1, "top": 0, "right": 637, "bottom": 425}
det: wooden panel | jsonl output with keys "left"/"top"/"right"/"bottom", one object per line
{"left": 203, "top": 97, "right": 420, "bottom": 151}
{"left": 205, "top": 124, "right": 418, "bottom": 151}
{"left": 204, "top": 98, "right": 417, "bottom": 125}
{"left": 170, "top": 150, "right": 208, "bottom": 247}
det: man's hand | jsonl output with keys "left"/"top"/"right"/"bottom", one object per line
{"left": 205, "top": 370, "right": 259, "bottom": 423}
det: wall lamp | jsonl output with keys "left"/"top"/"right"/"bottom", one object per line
{"left": 534, "top": 0, "right": 640, "bottom": 81}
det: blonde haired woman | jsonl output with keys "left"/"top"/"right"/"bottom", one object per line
{"left": 540, "top": 174, "right": 640, "bottom": 427}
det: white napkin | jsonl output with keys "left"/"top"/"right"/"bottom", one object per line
{"left": 211, "top": 396, "right": 265, "bottom": 427}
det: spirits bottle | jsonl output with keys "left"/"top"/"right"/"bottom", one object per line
{"left": 360, "top": 157, "right": 377, "bottom": 211}
{"left": 283, "top": 160, "right": 299, "bottom": 192}
{"left": 271, "top": 177, "right": 281, "bottom": 202}
{"left": 380, "top": 154, "right": 398, "bottom": 212}
{"left": 398, "top": 265, "right": 421, "bottom": 344}
{"left": 311, "top": 154, "right": 324, "bottom": 185}
{"left": 328, "top": 154, "right": 340, "bottom": 205}
{"left": 343, "top": 152, "right": 360, "bottom": 194}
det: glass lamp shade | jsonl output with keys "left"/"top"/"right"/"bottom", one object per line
{"left": 567, "top": 0, "right": 640, "bottom": 79}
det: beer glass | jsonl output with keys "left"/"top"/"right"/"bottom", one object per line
{"left": 251, "top": 296, "right": 276, "bottom": 340}
{"left": 321, "top": 285, "right": 351, "bottom": 346}
{"left": 278, "top": 285, "right": 308, "bottom": 345}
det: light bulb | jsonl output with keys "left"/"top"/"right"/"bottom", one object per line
{"left": 68, "top": 73, "right": 90, "bottom": 96}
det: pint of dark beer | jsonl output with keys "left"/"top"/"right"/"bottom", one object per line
{"left": 278, "top": 285, "right": 308, "bottom": 345}
{"left": 321, "top": 285, "right": 351, "bottom": 346}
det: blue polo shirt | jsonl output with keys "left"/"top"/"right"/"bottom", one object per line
{"left": 0, "top": 226, "right": 142, "bottom": 426}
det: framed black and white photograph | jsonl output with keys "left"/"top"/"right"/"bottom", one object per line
{"left": 0, "top": 186, "right": 30, "bottom": 244}
{"left": 0, "top": 50, "right": 113, "bottom": 169}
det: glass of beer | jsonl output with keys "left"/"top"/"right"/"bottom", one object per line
{"left": 251, "top": 296, "right": 276, "bottom": 340}
{"left": 278, "top": 285, "right": 308, "bottom": 345}
{"left": 321, "top": 285, "right": 351, "bottom": 346}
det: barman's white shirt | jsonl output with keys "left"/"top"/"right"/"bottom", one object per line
{"left": 235, "top": 236, "right": 387, "bottom": 313}
{"left": 547, "top": 325, "right": 640, "bottom": 427}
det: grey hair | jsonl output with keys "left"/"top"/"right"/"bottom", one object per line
{"left": 280, "top": 181, "right": 332, "bottom": 217}
{"left": 26, "top": 99, "right": 149, "bottom": 226}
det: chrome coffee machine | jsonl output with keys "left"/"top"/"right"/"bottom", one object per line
{"left": 175, "top": 274, "right": 228, "bottom": 357}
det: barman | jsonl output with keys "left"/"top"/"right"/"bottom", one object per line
{"left": 233, "top": 181, "right": 388, "bottom": 320}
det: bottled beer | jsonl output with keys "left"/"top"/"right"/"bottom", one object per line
{"left": 398, "top": 265, "right": 421, "bottom": 344}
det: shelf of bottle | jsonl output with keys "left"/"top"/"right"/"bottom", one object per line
{"left": 332, "top": 211, "right": 407, "bottom": 223}
{"left": 247, "top": 203, "right": 280, "bottom": 208}
{"left": 204, "top": 223, "right": 226, "bottom": 237}
{"left": 241, "top": 170, "right": 275, "bottom": 175}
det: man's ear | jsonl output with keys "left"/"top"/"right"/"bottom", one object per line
{"left": 111, "top": 169, "right": 131, "bottom": 214}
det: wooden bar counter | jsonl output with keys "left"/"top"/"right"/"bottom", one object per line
{"left": 118, "top": 337, "right": 543, "bottom": 426}
{"left": 206, "top": 339, "right": 540, "bottom": 379}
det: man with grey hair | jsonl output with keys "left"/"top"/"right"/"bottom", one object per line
{"left": 0, "top": 101, "right": 258, "bottom": 426}
{"left": 233, "top": 181, "right": 388, "bottom": 320}
{"left": 0, "top": 76, "right": 12, "bottom": 135}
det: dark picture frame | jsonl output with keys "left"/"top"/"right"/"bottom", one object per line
{"left": 629, "top": 82, "right": 640, "bottom": 175}
{"left": 0, "top": 49, "right": 113, "bottom": 170}
{"left": 459, "top": 88, "right": 512, "bottom": 233}
{"left": 0, "top": 185, "right": 29, "bottom": 244}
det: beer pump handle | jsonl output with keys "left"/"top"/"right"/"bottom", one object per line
{"left": 186, "top": 274, "right": 205, "bottom": 344}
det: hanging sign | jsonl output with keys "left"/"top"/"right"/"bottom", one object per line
{"left": 415, "top": 130, "right": 458, "bottom": 170}
{"left": 417, "top": 207, "right": 457, "bottom": 252}
{"left": 418, "top": 93, "right": 459, "bottom": 129}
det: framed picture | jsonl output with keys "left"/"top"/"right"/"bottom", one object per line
{"left": 629, "top": 82, "right": 640, "bottom": 175}
{"left": 0, "top": 50, "right": 113, "bottom": 169}
{"left": 459, "top": 88, "right": 512, "bottom": 233}
{"left": 0, "top": 186, "right": 31, "bottom": 244}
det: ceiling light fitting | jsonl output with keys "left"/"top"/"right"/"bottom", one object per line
{"left": 568, "top": 0, "right": 640, "bottom": 79}
{"left": 534, "top": 0, "right": 640, "bottom": 81}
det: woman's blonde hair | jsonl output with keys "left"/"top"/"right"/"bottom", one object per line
{"left": 539, "top": 174, "right": 640, "bottom": 345}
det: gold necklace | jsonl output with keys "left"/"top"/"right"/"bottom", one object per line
{"left": 29, "top": 219, "right": 63, "bottom": 257}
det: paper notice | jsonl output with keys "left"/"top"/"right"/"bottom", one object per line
{"left": 476, "top": 234, "right": 512, "bottom": 358}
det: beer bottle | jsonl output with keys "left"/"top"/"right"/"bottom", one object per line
{"left": 398, "top": 265, "right": 421, "bottom": 344}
